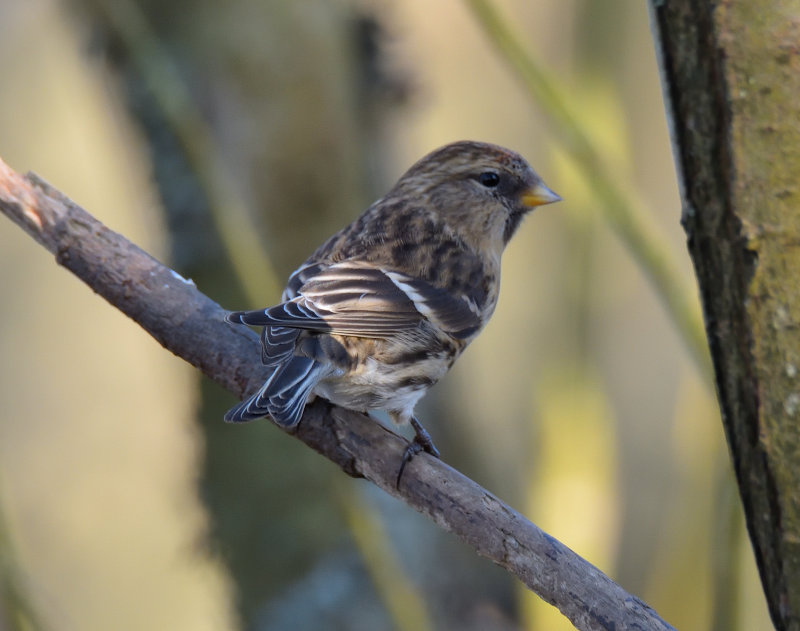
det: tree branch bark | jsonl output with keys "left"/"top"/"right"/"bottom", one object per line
{"left": 650, "top": 3, "right": 800, "bottom": 629}
{"left": 0, "top": 156, "right": 675, "bottom": 631}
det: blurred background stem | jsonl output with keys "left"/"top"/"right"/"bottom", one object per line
{"left": 464, "top": 0, "right": 712, "bottom": 382}
{"left": 0, "top": 482, "right": 44, "bottom": 631}
{"left": 335, "top": 481, "right": 434, "bottom": 631}
{"left": 78, "top": 1, "right": 431, "bottom": 628}
{"left": 87, "top": 0, "right": 282, "bottom": 304}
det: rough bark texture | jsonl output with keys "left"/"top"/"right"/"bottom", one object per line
{"left": 650, "top": 2, "right": 800, "bottom": 629}
{"left": 0, "top": 158, "right": 675, "bottom": 630}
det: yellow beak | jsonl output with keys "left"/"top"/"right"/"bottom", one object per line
{"left": 521, "top": 182, "right": 562, "bottom": 207}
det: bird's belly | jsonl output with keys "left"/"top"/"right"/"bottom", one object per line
{"left": 312, "top": 354, "right": 448, "bottom": 423}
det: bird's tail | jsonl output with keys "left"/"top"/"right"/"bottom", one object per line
{"left": 227, "top": 309, "right": 301, "bottom": 368}
{"left": 224, "top": 357, "right": 331, "bottom": 426}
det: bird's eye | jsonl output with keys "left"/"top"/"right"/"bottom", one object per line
{"left": 478, "top": 171, "right": 500, "bottom": 188}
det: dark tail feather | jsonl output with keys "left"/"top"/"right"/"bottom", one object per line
{"left": 223, "top": 358, "right": 330, "bottom": 427}
{"left": 260, "top": 326, "right": 300, "bottom": 366}
{"left": 225, "top": 310, "right": 266, "bottom": 325}
{"left": 266, "top": 358, "right": 329, "bottom": 426}
{"left": 226, "top": 309, "right": 301, "bottom": 367}
{"left": 223, "top": 364, "right": 282, "bottom": 423}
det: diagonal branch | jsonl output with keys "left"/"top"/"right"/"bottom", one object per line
{"left": 0, "top": 156, "right": 675, "bottom": 631}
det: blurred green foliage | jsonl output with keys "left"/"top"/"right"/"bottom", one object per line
{"left": 0, "top": 1, "right": 773, "bottom": 630}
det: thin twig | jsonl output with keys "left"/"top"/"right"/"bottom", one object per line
{"left": 0, "top": 157, "right": 676, "bottom": 631}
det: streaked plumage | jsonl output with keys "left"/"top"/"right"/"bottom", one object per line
{"left": 225, "top": 140, "right": 560, "bottom": 476}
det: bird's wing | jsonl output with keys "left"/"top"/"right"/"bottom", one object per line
{"left": 282, "top": 261, "right": 325, "bottom": 301}
{"left": 227, "top": 262, "right": 482, "bottom": 340}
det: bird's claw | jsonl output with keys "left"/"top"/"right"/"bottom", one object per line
{"left": 396, "top": 417, "right": 440, "bottom": 489}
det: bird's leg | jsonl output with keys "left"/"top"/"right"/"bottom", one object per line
{"left": 396, "top": 416, "right": 441, "bottom": 488}
{"left": 409, "top": 416, "right": 441, "bottom": 458}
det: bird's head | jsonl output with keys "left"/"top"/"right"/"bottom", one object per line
{"left": 388, "top": 140, "right": 560, "bottom": 257}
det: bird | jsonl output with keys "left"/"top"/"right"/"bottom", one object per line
{"left": 224, "top": 140, "right": 560, "bottom": 485}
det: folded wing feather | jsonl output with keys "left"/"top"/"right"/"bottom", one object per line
{"left": 227, "top": 262, "right": 482, "bottom": 340}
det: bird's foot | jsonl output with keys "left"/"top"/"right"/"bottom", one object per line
{"left": 396, "top": 417, "right": 440, "bottom": 489}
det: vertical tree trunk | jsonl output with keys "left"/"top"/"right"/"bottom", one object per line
{"left": 649, "top": 3, "right": 800, "bottom": 629}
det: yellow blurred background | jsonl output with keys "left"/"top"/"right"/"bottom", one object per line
{"left": 0, "top": 0, "right": 773, "bottom": 630}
